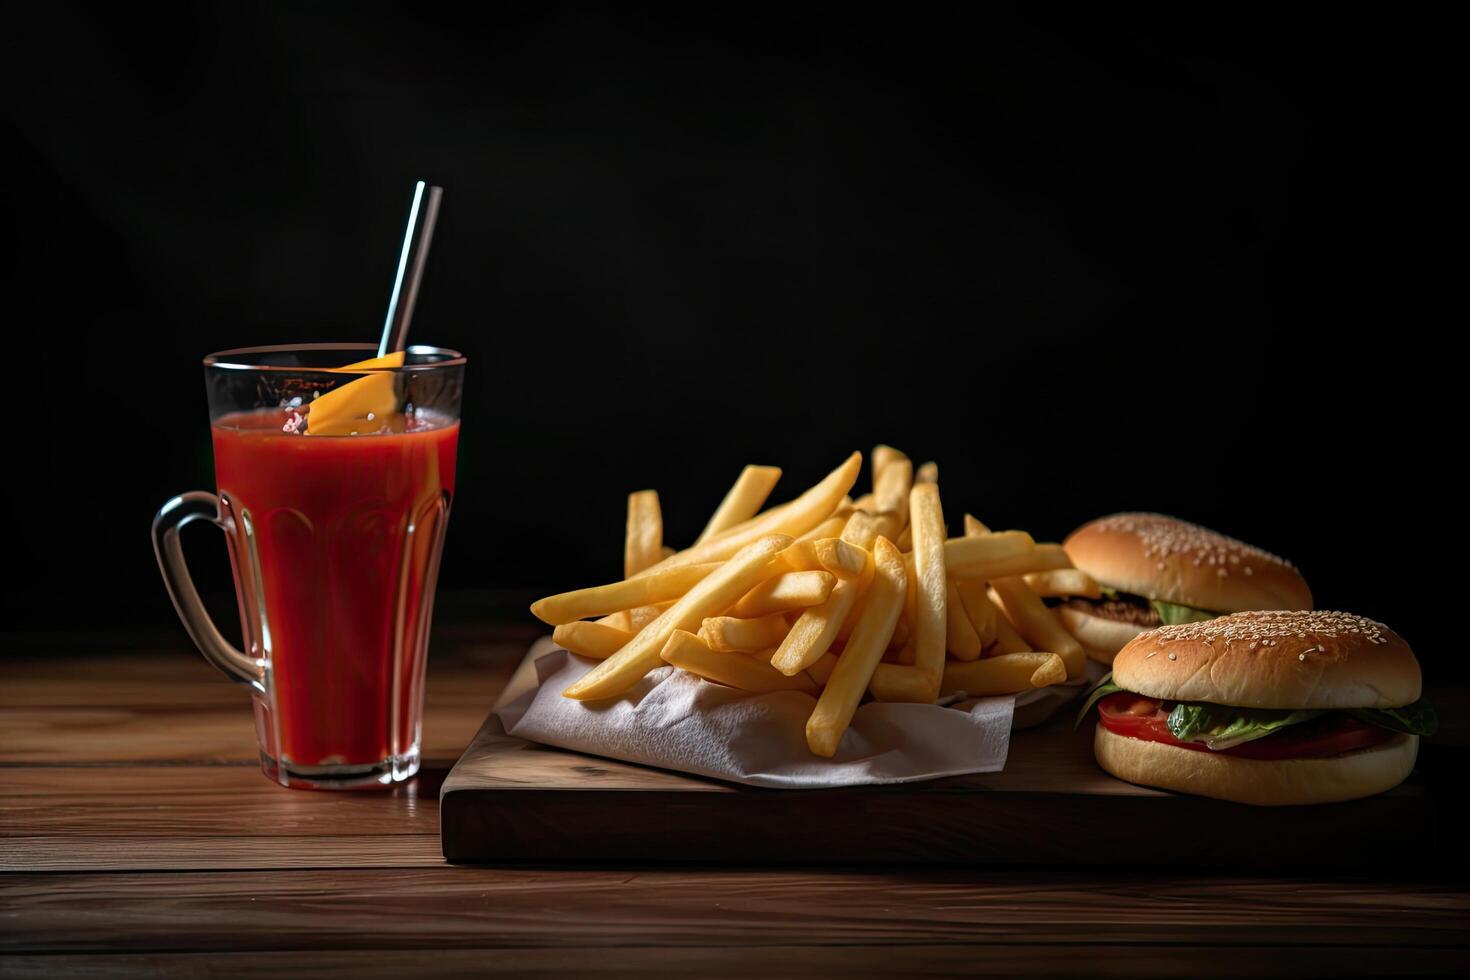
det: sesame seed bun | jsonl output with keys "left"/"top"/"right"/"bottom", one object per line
{"left": 1055, "top": 606, "right": 1148, "bottom": 665}
{"left": 1093, "top": 724, "right": 1417, "bottom": 805}
{"left": 1113, "top": 611, "right": 1422, "bottom": 710}
{"left": 1063, "top": 513, "right": 1312, "bottom": 613}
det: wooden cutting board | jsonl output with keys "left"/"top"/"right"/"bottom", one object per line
{"left": 440, "top": 714, "right": 1433, "bottom": 867}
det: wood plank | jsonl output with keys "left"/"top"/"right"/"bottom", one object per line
{"left": 0, "top": 645, "right": 245, "bottom": 707}
{"left": 3, "top": 868, "right": 1467, "bottom": 954}
{"left": 441, "top": 717, "right": 1435, "bottom": 868}
{"left": 0, "top": 703, "right": 495, "bottom": 765}
{"left": 0, "top": 624, "right": 538, "bottom": 709}
{"left": 0, "top": 635, "right": 524, "bottom": 765}
{"left": 0, "top": 836, "right": 444, "bottom": 872}
{"left": 3, "top": 945, "right": 1468, "bottom": 979}
{"left": 2, "top": 632, "right": 1465, "bottom": 972}
{"left": 0, "top": 766, "right": 440, "bottom": 839}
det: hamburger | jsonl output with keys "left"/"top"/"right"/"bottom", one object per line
{"left": 1080, "top": 611, "right": 1436, "bottom": 806}
{"left": 1060, "top": 513, "right": 1313, "bottom": 665}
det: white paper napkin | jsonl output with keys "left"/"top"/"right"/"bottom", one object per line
{"left": 495, "top": 637, "right": 1016, "bottom": 789}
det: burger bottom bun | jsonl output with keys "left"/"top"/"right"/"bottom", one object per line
{"left": 1093, "top": 725, "right": 1417, "bottom": 806}
{"left": 1057, "top": 607, "right": 1148, "bottom": 665}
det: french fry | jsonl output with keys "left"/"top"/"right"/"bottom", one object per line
{"left": 805, "top": 651, "right": 839, "bottom": 686}
{"left": 869, "top": 660, "right": 934, "bottom": 701}
{"left": 841, "top": 510, "right": 882, "bottom": 550}
{"left": 954, "top": 516, "right": 997, "bottom": 651}
{"left": 835, "top": 587, "right": 868, "bottom": 644}
{"left": 989, "top": 576, "right": 1085, "bottom": 680}
{"left": 598, "top": 610, "right": 632, "bottom": 631}
{"left": 958, "top": 517, "right": 1071, "bottom": 579}
{"left": 661, "top": 630, "right": 816, "bottom": 694}
{"left": 806, "top": 537, "right": 907, "bottom": 757}
{"left": 1023, "top": 568, "right": 1102, "bottom": 599}
{"left": 628, "top": 601, "right": 673, "bottom": 631}
{"left": 851, "top": 492, "right": 876, "bottom": 513}
{"left": 531, "top": 562, "right": 723, "bottom": 625}
{"left": 872, "top": 444, "right": 908, "bottom": 483}
{"left": 562, "top": 535, "right": 793, "bottom": 701}
{"left": 840, "top": 510, "right": 900, "bottom": 551}
{"left": 699, "top": 614, "right": 791, "bottom": 653}
{"left": 907, "top": 483, "right": 945, "bottom": 695}
{"left": 950, "top": 545, "right": 1072, "bottom": 581}
{"left": 881, "top": 643, "right": 904, "bottom": 664}
{"left": 660, "top": 545, "right": 676, "bottom": 559}
{"left": 552, "top": 620, "right": 634, "bottom": 659}
{"left": 771, "top": 554, "right": 872, "bottom": 675}
{"left": 889, "top": 617, "right": 911, "bottom": 651}
{"left": 873, "top": 457, "right": 913, "bottom": 527}
{"left": 624, "top": 490, "right": 663, "bottom": 578}
{"left": 901, "top": 552, "right": 917, "bottom": 635}
{"left": 779, "top": 537, "right": 867, "bottom": 578}
{"left": 794, "top": 513, "right": 849, "bottom": 544}
{"left": 988, "top": 595, "right": 1031, "bottom": 654}
{"left": 944, "top": 580, "right": 983, "bottom": 659}
{"left": 915, "top": 461, "right": 938, "bottom": 484}
{"left": 730, "top": 570, "right": 836, "bottom": 618}
{"left": 955, "top": 577, "right": 998, "bottom": 648}
{"left": 638, "top": 453, "right": 861, "bottom": 574}
{"left": 695, "top": 465, "right": 783, "bottom": 544}
{"left": 624, "top": 490, "right": 665, "bottom": 626}
{"left": 896, "top": 525, "right": 912, "bottom": 551}
{"left": 700, "top": 499, "right": 795, "bottom": 545}
{"left": 940, "top": 652, "right": 1067, "bottom": 698}
{"left": 1053, "top": 645, "right": 1086, "bottom": 680}
{"left": 944, "top": 530, "right": 1036, "bottom": 573}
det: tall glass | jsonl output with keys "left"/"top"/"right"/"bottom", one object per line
{"left": 152, "top": 344, "right": 465, "bottom": 789}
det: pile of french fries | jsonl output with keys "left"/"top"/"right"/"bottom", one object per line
{"left": 530, "top": 447, "right": 1099, "bottom": 757}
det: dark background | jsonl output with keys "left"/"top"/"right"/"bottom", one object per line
{"left": 6, "top": 6, "right": 1456, "bottom": 673}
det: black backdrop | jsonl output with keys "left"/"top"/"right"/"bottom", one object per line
{"left": 6, "top": 6, "right": 1457, "bottom": 674}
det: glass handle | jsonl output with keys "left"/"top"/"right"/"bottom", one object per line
{"left": 151, "top": 491, "right": 264, "bottom": 690}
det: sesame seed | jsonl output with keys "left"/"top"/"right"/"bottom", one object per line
{"left": 1134, "top": 611, "right": 1394, "bottom": 653}
{"left": 1089, "top": 513, "right": 1295, "bottom": 574}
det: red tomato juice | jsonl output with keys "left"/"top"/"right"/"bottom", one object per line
{"left": 211, "top": 409, "right": 459, "bottom": 775}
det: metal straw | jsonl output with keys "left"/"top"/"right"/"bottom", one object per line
{"left": 377, "top": 180, "right": 444, "bottom": 357}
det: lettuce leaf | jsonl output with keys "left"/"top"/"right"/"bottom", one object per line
{"left": 1346, "top": 696, "right": 1439, "bottom": 737}
{"left": 1097, "top": 585, "right": 1120, "bottom": 600}
{"left": 1074, "top": 671, "right": 1438, "bottom": 746}
{"left": 1165, "top": 702, "right": 1323, "bottom": 750}
{"left": 1074, "top": 672, "right": 1122, "bottom": 727}
{"left": 1150, "top": 599, "right": 1220, "bottom": 625}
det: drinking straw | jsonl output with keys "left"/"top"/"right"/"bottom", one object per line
{"left": 377, "top": 180, "right": 444, "bottom": 356}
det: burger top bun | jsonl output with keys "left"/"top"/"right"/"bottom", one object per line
{"left": 1113, "top": 610, "right": 1421, "bottom": 710}
{"left": 1063, "top": 512, "right": 1312, "bottom": 613}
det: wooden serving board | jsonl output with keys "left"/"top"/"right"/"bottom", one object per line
{"left": 440, "top": 714, "right": 1434, "bottom": 867}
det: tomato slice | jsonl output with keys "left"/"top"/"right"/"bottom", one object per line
{"left": 1097, "top": 693, "right": 1175, "bottom": 741}
{"left": 1096, "top": 693, "right": 1392, "bottom": 760}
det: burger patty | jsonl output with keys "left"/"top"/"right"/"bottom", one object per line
{"left": 1061, "top": 594, "right": 1161, "bottom": 627}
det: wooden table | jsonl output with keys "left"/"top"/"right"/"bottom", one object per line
{"left": 4, "top": 610, "right": 1469, "bottom": 977}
